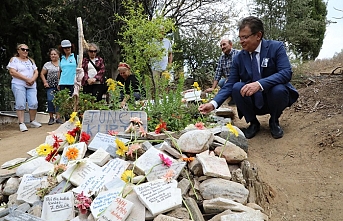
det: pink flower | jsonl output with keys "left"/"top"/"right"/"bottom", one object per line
{"left": 130, "top": 117, "right": 143, "bottom": 125}
{"left": 108, "top": 130, "right": 118, "bottom": 136}
{"left": 139, "top": 125, "right": 147, "bottom": 137}
{"left": 195, "top": 122, "right": 205, "bottom": 130}
{"left": 76, "top": 191, "right": 92, "bottom": 214}
{"left": 126, "top": 143, "right": 141, "bottom": 158}
{"left": 125, "top": 122, "right": 136, "bottom": 133}
{"left": 159, "top": 153, "right": 172, "bottom": 167}
{"left": 162, "top": 169, "right": 175, "bottom": 183}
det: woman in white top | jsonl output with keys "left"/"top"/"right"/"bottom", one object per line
{"left": 40, "top": 48, "right": 63, "bottom": 125}
{"left": 7, "top": 44, "right": 42, "bottom": 132}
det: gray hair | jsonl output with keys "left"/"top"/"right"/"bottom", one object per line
{"left": 87, "top": 43, "right": 100, "bottom": 53}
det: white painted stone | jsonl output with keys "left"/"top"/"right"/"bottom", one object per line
{"left": 41, "top": 192, "right": 75, "bottom": 221}
{"left": 104, "top": 177, "right": 126, "bottom": 191}
{"left": 134, "top": 147, "right": 176, "bottom": 174}
{"left": 16, "top": 157, "right": 47, "bottom": 177}
{"left": 61, "top": 160, "right": 100, "bottom": 186}
{"left": 3, "top": 177, "right": 20, "bottom": 195}
{"left": 32, "top": 161, "right": 55, "bottom": 177}
{"left": 17, "top": 174, "right": 48, "bottom": 204}
{"left": 196, "top": 150, "right": 231, "bottom": 180}
{"left": 134, "top": 179, "right": 182, "bottom": 216}
{"left": 88, "top": 132, "right": 130, "bottom": 157}
{"left": 1, "top": 158, "right": 27, "bottom": 169}
{"left": 59, "top": 142, "right": 87, "bottom": 165}
{"left": 49, "top": 180, "right": 73, "bottom": 195}
{"left": 220, "top": 210, "right": 268, "bottom": 221}
{"left": 125, "top": 191, "right": 146, "bottom": 221}
{"left": 97, "top": 197, "right": 134, "bottom": 221}
{"left": 178, "top": 130, "right": 214, "bottom": 153}
{"left": 146, "top": 161, "right": 186, "bottom": 182}
{"left": 27, "top": 148, "right": 39, "bottom": 157}
{"left": 88, "top": 148, "right": 111, "bottom": 166}
{"left": 90, "top": 187, "right": 122, "bottom": 219}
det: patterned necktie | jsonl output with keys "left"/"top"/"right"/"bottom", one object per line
{"left": 251, "top": 51, "right": 264, "bottom": 109}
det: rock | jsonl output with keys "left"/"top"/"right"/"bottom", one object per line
{"left": 3, "top": 177, "right": 20, "bottom": 195}
{"left": 178, "top": 130, "right": 214, "bottom": 153}
{"left": 214, "top": 144, "right": 248, "bottom": 164}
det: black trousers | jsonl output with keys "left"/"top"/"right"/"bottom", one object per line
{"left": 83, "top": 84, "right": 107, "bottom": 102}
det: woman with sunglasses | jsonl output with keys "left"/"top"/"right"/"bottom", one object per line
{"left": 7, "top": 44, "right": 42, "bottom": 132}
{"left": 40, "top": 48, "right": 63, "bottom": 125}
{"left": 81, "top": 43, "right": 106, "bottom": 102}
{"left": 58, "top": 39, "right": 77, "bottom": 95}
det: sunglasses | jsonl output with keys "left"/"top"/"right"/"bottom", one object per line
{"left": 63, "top": 47, "right": 71, "bottom": 49}
{"left": 88, "top": 50, "right": 97, "bottom": 53}
{"left": 20, "top": 48, "right": 30, "bottom": 52}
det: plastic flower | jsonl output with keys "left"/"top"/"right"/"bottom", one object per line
{"left": 45, "top": 149, "right": 58, "bottom": 162}
{"left": 76, "top": 191, "right": 92, "bottom": 214}
{"left": 126, "top": 143, "right": 141, "bottom": 158}
{"left": 65, "top": 133, "right": 75, "bottom": 144}
{"left": 195, "top": 122, "right": 205, "bottom": 130}
{"left": 226, "top": 123, "right": 239, "bottom": 137}
{"left": 52, "top": 135, "right": 63, "bottom": 149}
{"left": 121, "top": 170, "right": 135, "bottom": 183}
{"left": 36, "top": 143, "right": 54, "bottom": 156}
{"left": 139, "top": 125, "right": 147, "bottom": 137}
{"left": 65, "top": 146, "right": 79, "bottom": 160}
{"left": 69, "top": 112, "right": 78, "bottom": 122}
{"left": 159, "top": 153, "right": 172, "bottom": 167}
{"left": 108, "top": 130, "right": 118, "bottom": 136}
{"left": 53, "top": 164, "right": 67, "bottom": 176}
{"left": 162, "top": 169, "right": 175, "bottom": 183}
{"left": 115, "top": 138, "right": 128, "bottom": 156}
{"left": 155, "top": 121, "right": 167, "bottom": 134}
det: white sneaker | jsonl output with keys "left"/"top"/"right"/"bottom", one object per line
{"left": 19, "top": 123, "right": 28, "bottom": 132}
{"left": 30, "top": 120, "right": 42, "bottom": 128}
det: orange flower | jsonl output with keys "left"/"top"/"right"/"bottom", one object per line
{"left": 66, "top": 147, "right": 79, "bottom": 160}
{"left": 182, "top": 157, "right": 195, "bottom": 162}
{"left": 155, "top": 121, "right": 167, "bottom": 134}
{"left": 162, "top": 169, "right": 175, "bottom": 183}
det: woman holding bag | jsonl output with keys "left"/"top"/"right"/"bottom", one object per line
{"left": 81, "top": 43, "right": 106, "bottom": 102}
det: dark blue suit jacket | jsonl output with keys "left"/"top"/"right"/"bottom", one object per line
{"left": 213, "top": 39, "right": 299, "bottom": 107}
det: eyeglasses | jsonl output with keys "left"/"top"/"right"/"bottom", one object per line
{"left": 238, "top": 33, "right": 255, "bottom": 41}
{"left": 63, "top": 47, "right": 71, "bottom": 49}
{"left": 20, "top": 48, "right": 30, "bottom": 52}
{"left": 88, "top": 50, "right": 97, "bottom": 53}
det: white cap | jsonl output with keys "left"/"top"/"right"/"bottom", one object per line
{"left": 61, "top": 40, "right": 71, "bottom": 48}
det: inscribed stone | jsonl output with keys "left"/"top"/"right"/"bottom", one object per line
{"left": 41, "top": 192, "right": 75, "bottom": 221}
{"left": 81, "top": 110, "right": 147, "bottom": 139}
{"left": 90, "top": 188, "right": 122, "bottom": 219}
{"left": 61, "top": 160, "right": 100, "bottom": 186}
{"left": 88, "top": 132, "right": 130, "bottom": 157}
{"left": 97, "top": 197, "right": 134, "bottom": 221}
{"left": 59, "top": 142, "right": 87, "bottom": 165}
{"left": 17, "top": 174, "right": 48, "bottom": 204}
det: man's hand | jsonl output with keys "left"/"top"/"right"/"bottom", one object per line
{"left": 240, "top": 82, "right": 261, "bottom": 97}
{"left": 204, "top": 88, "right": 214, "bottom": 93}
{"left": 198, "top": 103, "right": 215, "bottom": 114}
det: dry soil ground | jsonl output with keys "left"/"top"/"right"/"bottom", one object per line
{"left": 0, "top": 74, "right": 343, "bottom": 220}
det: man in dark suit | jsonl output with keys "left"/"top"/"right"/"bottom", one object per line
{"left": 199, "top": 16, "right": 299, "bottom": 139}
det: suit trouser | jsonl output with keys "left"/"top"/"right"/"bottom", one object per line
{"left": 231, "top": 82, "right": 290, "bottom": 124}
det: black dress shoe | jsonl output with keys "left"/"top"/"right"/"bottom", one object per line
{"left": 243, "top": 122, "right": 260, "bottom": 139}
{"left": 269, "top": 122, "right": 284, "bottom": 139}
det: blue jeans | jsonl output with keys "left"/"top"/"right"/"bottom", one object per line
{"left": 218, "top": 78, "right": 226, "bottom": 88}
{"left": 46, "top": 87, "right": 58, "bottom": 113}
{"left": 11, "top": 84, "right": 38, "bottom": 110}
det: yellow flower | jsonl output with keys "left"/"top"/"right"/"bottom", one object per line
{"left": 115, "top": 138, "right": 128, "bottom": 156}
{"left": 121, "top": 170, "right": 135, "bottom": 183}
{"left": 226, "top": 123, "right": 239, "bottom": 137}
{"left": 69, "top": 112, "right": 78, "bottom": 122}
{"left": 75, "top": 120, "right": 82, "bottom": 129}
{"left": 66, "top": 146, "right": 79, "bottom": 160}
{"left": 106, "top": 78, "right": 116, "bottom": 91}
{"left": 162, "top": 71, "right": 170, "bottom": 80}
{"left": 196, "top": 86, "right": 201, "bottom": 91}
{"left": 65, "top": 134, "right": 75, "bottom": 144}
{"left": 201, "top": 98, "right": 207, "bottom": 103}
{"left": 192, "top": 82, "right": 199, "bottom": 88}
{"left": 36, "top": 143, "right": 54, "bottom": 156}
{"left": 117, "top": 81, "right": 124, "bottom": 87}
